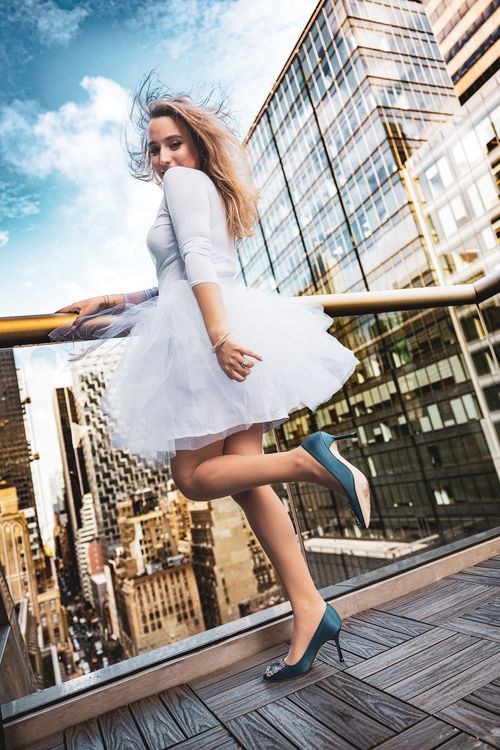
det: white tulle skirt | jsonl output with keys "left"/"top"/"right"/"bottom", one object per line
{"left": 49, "top": 278, "right": 358, "bottom": 468}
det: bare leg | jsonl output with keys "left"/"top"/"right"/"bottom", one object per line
{"left": 188, "top": 445, "right": 347, "bottom": 501}
{"left": 234, "top": 484, "right": 327, "bottom": 665}
{"left": 220, "top": 424, "right": 329, "bottom": 666}
{"left": 170, "top": 425, "right": 366, "bottom": 665}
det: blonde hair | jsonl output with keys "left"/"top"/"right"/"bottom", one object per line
{"left": 127, "top": 73, "right": 259, "bottom": 242}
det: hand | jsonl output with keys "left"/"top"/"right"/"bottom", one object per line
{"left": 215, "top": 336, "right": 263, "bottom": 382}
{"left": 53, "top": 295, "right": 107, "bottom": 328}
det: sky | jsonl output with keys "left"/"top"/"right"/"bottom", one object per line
{"left": 0, "top": 0, "right": 318, "bottom": 544}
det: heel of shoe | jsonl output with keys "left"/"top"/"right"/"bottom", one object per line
{"left": 332, "top": 431, "right": 357, "bottom": 442}
{"left": 331, "top": 631, "right": 345, "bottom": 663}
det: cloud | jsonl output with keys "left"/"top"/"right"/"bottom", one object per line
{"left": 127, "top": 0, "right": 317, "bottom": 132}
{"left": 0, "top": 76, "right": 161, "bottom": 302}
{"left": 0, "top": 230, "right": 9, "bottom": 247}
{"left": 0, "top": 181, "right": 40, "bottom": 220}
{"left": 0, "top": 1, "right": 88, "bottom": 48}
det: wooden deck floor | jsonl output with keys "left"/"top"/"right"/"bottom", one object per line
{"left": 58, "top": 556, "right": 500, "bottom": 749}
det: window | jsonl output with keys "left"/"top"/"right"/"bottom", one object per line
{"left": 437, "top": 205, "right": 456, "bottom": 239}
{"left": 476, "top": 174, "right": 497, "bottom": 210}
{"left": 466, "top": 183, "right": 485, "bottom": 216}
{"left": 450, "top": 195, "right": 468, "bottom": 226}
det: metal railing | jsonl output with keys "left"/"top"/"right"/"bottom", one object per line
{"left": 1, "top": 269, "right": 499, "bottom": 348}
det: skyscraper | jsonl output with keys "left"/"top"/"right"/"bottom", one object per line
{"left": 238, "top": 0, "right": 500, "bottom": 556}
{"left": 0, "top": 349, "right": 44, "bottom": 579}
{"left": 65, "top": 343, "right": 171, "bottom": 555}
{"left": 53, "top": 387, "right": 91, "bottom": 564}
{"left": 422, "top": 0, "right": 499, "bottom": 104}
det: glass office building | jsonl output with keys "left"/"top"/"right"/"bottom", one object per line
{"left": 404, "top": 72, "right": 499, "bottom": 447}
{"left": 237, "top": 0, "right": 500, "bottom": 562}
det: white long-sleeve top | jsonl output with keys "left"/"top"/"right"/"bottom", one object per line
{"left": 124, "top": 166, "right": 238, "bottom": 304}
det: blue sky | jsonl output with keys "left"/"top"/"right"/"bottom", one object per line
{"left": 1, "top": 0, "right": 317, "bottom": 542}
{"left": 0, "top": 0, "right": 318, "bottom": 318}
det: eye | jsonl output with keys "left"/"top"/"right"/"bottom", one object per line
{"left": 149, "top": 146, "right": 159, "bottom": 156}
{"left": 170, "top": 141, "right": 182, "bottom": 149}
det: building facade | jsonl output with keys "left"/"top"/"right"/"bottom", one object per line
{"left": 0, "top": 349, "right": 44, "bottom": 579}
{"left": 188, "top": 495, "right": 274, "bottom": 629}
{"left": 66, "top": 344, "right": 171, "bottom": 555}
{"left": 422, "top": 0, "right": 499, "bottom": 104}
{"left": 110, "top": 489, "right": 204, "bottom": 656}
{"left": 238, "top": 0, "right": 500, "bottom": 567}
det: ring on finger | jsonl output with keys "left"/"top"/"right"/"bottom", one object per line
{"left": 241, "top": 358, "right": 250, "bottom": 368}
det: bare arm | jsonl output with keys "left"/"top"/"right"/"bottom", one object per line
{"left": 163, "top": 167, "right": 263, "bottom": 381}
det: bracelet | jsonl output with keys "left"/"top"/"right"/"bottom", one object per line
{"left": 102, "top": 294, "right": 114, "bottom": 309}
{"left": 211, "top": 331, "right": 231, "bottom": 353}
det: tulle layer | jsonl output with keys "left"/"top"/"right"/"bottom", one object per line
{"left": 49, "top": 279, "right": 358, "bottom": 468}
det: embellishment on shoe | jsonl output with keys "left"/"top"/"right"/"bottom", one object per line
{"left": 264, "top": 657, "right": 286, "bottom": 677}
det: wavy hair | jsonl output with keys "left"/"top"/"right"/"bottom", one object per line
{"left": 126, "top": 72, "right": 259, "bottom": 242}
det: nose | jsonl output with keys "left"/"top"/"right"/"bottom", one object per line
{"left": 159, "top": 146, "right": 171, "bottom": 165}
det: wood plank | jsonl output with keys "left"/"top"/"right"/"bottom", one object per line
{"left": 368, "top": 632, "right": 479, "bottom": 690}
{"left": 461, "top": 565, "right": 500, "bottom": 578}
{"left": 439, "top": 734, "right": 497, "bottom": 749}
{"left": 203, "top": 661, "right": 337, "bottom": 722}
{"left": 259, "top": 697, "right": 358, "bottom": 750}
{"left": 158, "top": 684, "right": 219, "bottom": 737}
{"left": 188, "top": 642, "right": 288, "bottom": 692}
{"left": 465, "top": 682, "right": 500, "bottom": 714}
{"left": 331, "top": 630, "right": 388, "bottom": 659}
{"left": 346, "top": 627, "right": 454, "bottom": 680}
{"left": 420, "top": 588, "right": 500, "bottom": 625}
{"left": 450, "top": 572, "right": 500, "bottom": 587}
{"left": 394, "top": 582, "right": 496, "bottom": 622}
{"left": 226, "top": 708, "right": 307, "bottom": 750}
{"left": 463, "top": 598, "right": 500, "bottom": 625}
{"left": 286, "top": 682, "right": 394, "bottom": 749}
{"left": 318, "top": 671, "right": 425, "bottom": 732}
{"left": 352, "top": 609, "right": 432, "bottom": 638}
{"left": 190, "top": 637, "right": 353, "bottom": 703}
{"left": 476, "top": 560, "right": 500, "bottom": 570}
{"left": 315, "top": 638, "right": 364, "bottom": 668}
{"left": 373, "top": 716, "right": 459, "bottom": 749}
{"left": 65, "top": 718, "right": 105, "bottom": 750}
{"left": 98, "top": 706, "right": 147, "bottom": 750}
{"left": 411, "top": 649, "right": 500, "bottom": 713}
{"left": 451, "top": 566, "right": 500, "bottom": 582}
{"left": 376, "top": 578, "right": 459, "bottom": 613}
{"left": 341, "top": 618, "right": 410, "bottom": 647}
{"left": 193, "top": 645, "right": 292, "bottom": 700}
{"left": 383, "top": 639, "right": 498, "bottom": 701}
{"left": 24, "top": 733, "right": 66, "bottom": 750}
{"left": 437, "top": 700, "right": 500, "bottom": 748}
{"left": 438, "top": 616, "right": 500, "bottom": 642}
{"left": 129, "top": 694, "right": 186, "bottom": 749}
{"left": 168, "top": 725, "right": 241, "bottom": 749}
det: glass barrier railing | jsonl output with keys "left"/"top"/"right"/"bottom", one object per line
{"left": 0, "top": 273, "right": 499, "bottom": 705}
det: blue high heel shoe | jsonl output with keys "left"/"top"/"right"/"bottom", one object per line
{"left": 301, "top": 431, "right": 371, "bottom": 529}
{"left": 263, "top": 602, "right": 344, "bottom": 681}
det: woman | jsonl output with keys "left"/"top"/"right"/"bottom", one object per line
{"left": 49, "top": 76, "right": 371, "bottom": 681}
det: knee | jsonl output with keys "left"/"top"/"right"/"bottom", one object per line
{"left": 171, "top": 469, "right": 203, "bottom": 501}
{"left": 173, "top": 476, "right": 211, "bottom": 502}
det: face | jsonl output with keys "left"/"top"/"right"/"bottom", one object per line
{"left": 147, "top": 115, "right": 201, "bottom": 181}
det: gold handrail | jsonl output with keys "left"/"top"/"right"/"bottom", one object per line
{"left": 0, "top": 269, "right": 499, "bottom": 348}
